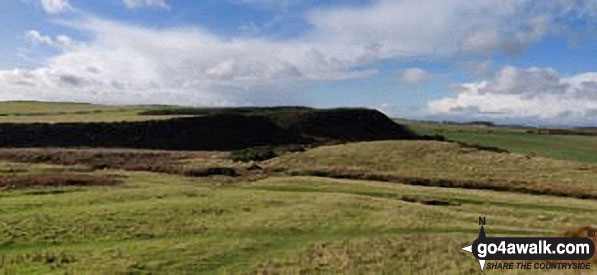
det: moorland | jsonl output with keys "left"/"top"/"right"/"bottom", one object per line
{"left": 0, "top": 101, "right": 595, "bottom": 274}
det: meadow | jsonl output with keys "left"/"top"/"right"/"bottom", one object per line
{"left": 0, "top": 102, "right": 595, "bottom": 274}
{"left": 400, "top": 119, "right": 597, "bottom": 164}
{"left": 1, "top": 161, "right": 596, "bottom": 274}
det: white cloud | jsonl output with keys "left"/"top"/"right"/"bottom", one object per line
{"left": 306, "top": 0, "right": 556, "bottom": 58}
{"left": 123, "top": 0, "right": 169, "bottom": 9}
{"left": 40, "top": 0, "right": 72, "bottom": 14}
{"left": 1, "top": 17, "right": 376, "bottom": 105}
{"left": 5, "top": 0, "right": 597, "bottom": 116}
{"left": 26, "top": 30, "right": 76, "bottom": 48}
{"left": 397, "top": 68, "right": 430, "bottom": 86}
{"left": 26, "top": 30, "right": 54, "bottom": 46}
{"left": 427, "top": 66, "right": 597, "bottom": 124}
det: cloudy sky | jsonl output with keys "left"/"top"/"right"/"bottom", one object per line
{"left": 2, "top": 0, "right": 597, "bottom": 125}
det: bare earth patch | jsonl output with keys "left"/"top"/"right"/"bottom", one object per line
{"left": 0, "top": 173, "right": 124, "bottom": 189}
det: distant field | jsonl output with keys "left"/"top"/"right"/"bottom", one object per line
{"left": 0, "top": 101, "right": 121, "bottom": 114}
{"left": 0, "top": 101, "right": 185, "bottom": 123}
{"left": 400, "top": 120, "right": 597, "bottom": 164}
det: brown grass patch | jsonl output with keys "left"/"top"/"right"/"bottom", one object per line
{"left": 276, "top": 168, "right": 597, "bottom": 200}
{"left": 0, "top": 173, "right": 123, "bottom": 190}
{"left": 0, "top": 148, "right": 246, "bottom": 177}
{"left": 0, "top": 148, "right": 200, "bottom": 168}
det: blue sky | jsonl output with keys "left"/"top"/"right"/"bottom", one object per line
{"left": 1, "top": 0, "right": 597, "bottom": 125}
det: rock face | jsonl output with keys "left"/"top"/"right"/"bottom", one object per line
{"left": 0, "top": 108, "right": 418, "bottom": 150}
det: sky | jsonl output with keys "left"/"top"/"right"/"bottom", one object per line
{"left": 1, "top": 0, "right": 597, "bottom": 126}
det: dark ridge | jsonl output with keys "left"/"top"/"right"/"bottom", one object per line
{"left": 0, "top": 108, "right": 419, "bottom": 150}
{"left": 261, "top": 108, "right": 417, "bottom": 141}
{"left": 141, "top": 106, "right": 418, "bottom": 141}
{"left": 0, "top": 114, "right": 307, "bottom": 150}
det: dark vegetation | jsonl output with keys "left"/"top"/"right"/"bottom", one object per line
{"left": 0, "top": 173, "right": 123, "bottom": 190}
{"left": 0, "top": 108, "right": 419, "bottom": 150}
{"left": 400, "top": 196, "right": 461, "bottom": 206}
{"left": 230, "top": 144, "right": 307, "bottom": 162}
{"left": 0, "top": 149, "right": 244, "bottom": 177}
{"left": 0, "top": 115, "right": 305, "bottom": 150}
{"left": 143, "top": 107, "right": 420, "bottom": 141}
{"left": 453, "top": 141, "right": 509, "bottom": 153}
{"left": 528, "top": 128, "right": 597, "bottom": 136}
{"left": 0, "top": 148, "right": 193, "bottom": 168}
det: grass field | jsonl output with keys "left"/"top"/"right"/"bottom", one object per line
{"left": 400, "top": 120, "right": 597, "bottom": 164}
{"left": 1, "top": 102, "right": 596, "bottom": 274}
{"left": 1, "top": 161, "right": 596, "bottom": 274}
{"left": 0, "top": 101, "right": 186, "bottom": 123}
{"left": 0, "top": 140, "right": 596, "bottom": 273}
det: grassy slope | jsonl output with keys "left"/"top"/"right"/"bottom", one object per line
{"left": 0, "top": 101, "right": 185, "bottom": 123}
{"left": 267, "top": 140, "right": 597, "bottom": 198}
{"left": 1, "top": 162, "right": 596, "bottom": 274}
{"left": 1, "top": 103, "right": 596, "bottom": 273}
{"left": 1, "top": 140, "right": 597, "bottom": 273}
{"left": 400, "top": 119, "right": 597, "bottom": 164}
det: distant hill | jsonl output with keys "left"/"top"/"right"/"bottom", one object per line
{"left": 0, "top": 107, "right": 419, "bottom": 150}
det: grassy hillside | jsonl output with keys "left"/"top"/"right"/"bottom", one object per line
{"left": 0, "top": 160, "right": 596, "bottom": 274}
{"left": 400, "top": 119, "right": 597, "bottom": 164}
{"left": 1, "top": 102, "right": 596, "bottom": 273}
{"left": 266, "top": 140, "right": 597, "bottom": 199}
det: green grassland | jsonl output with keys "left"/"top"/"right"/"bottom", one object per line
{"left": 1, "top": 161, "right": 596, "bottom": 274}
{"left": 400, "top": 119, "right": 597, "bottom": 164}
{"left": 0, "top": 101, "right": 120, "bottom": 114}
{"left": 0, "top": 140, "right": 596, "bottom": 274}
{"left": 1, "top": 101, "right": 596, "bottom": 274}
{"left": 266, "top": 140, "right": 597, "bottom": 199}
